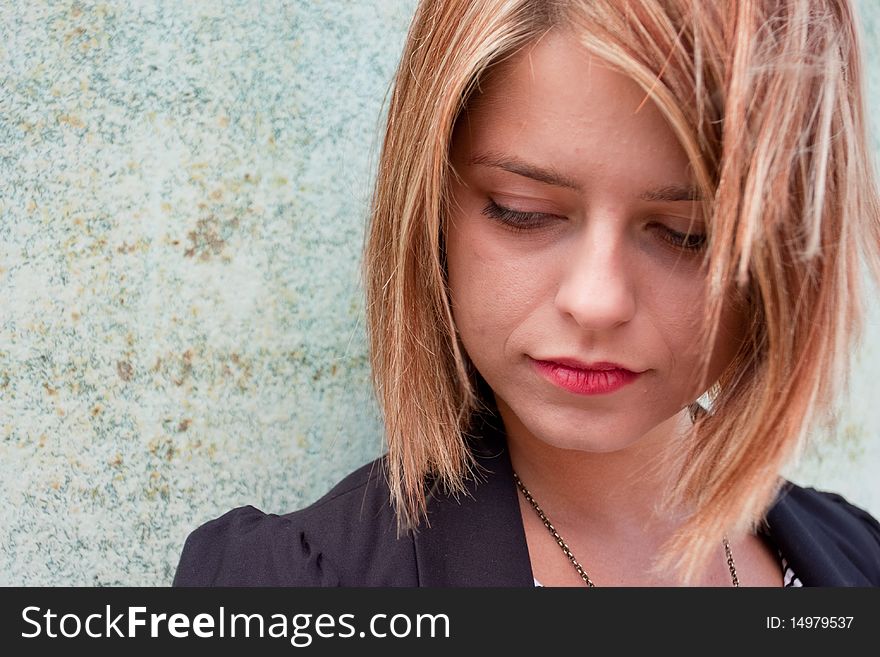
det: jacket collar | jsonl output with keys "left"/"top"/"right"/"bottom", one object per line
{"left": 413, "top": 412, "right": 534, "bottom": 586}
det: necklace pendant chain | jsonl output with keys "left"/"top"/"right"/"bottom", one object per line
{"left": 723, "top": 534, "right": 739, "bottom": 587}
{"left": 513, "top": 470, "right": 739, "bottom": 587}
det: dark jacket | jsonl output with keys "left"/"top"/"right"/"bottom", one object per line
{"left": 173, "top": 415, "right": 880, "bottom": 587}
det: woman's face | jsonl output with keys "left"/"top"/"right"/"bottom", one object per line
{"left": 446, "top": 30, "right": 748, "bottom": 453}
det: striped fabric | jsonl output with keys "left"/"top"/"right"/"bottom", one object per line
{"left": 781, "top": 552, "right": 803, "bottom": 587}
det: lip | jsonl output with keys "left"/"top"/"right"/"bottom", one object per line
{"left": 531, "top": 357, "right": 643, "bottom": 395}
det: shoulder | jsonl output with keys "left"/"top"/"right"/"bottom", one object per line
{"left": 173, "top": 457, "right": 417, "bottom": 586}
{"left": 778, "top": 481, "right": 880, "bottom": 547}
{"left": 767, "top": 480, "right": 880, "bottom": 585}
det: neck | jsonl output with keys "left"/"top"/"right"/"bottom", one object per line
{"left": 499, "top": 401, "right": 696, "bottom": 540}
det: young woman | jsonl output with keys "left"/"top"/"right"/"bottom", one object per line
{"left": 174, "top": 0, "right": 880, "bottom": 587}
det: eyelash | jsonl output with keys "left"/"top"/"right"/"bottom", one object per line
{"left": 481, "top": 200, "right": 708, "bottom": 253}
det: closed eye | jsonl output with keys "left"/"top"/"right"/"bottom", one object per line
{"left": 653, "top": 225, "right": 707, "bottom": 252}
{"left": 481, "top": 199, "right": 556, "bottom": 232}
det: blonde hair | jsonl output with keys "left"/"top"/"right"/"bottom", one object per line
{"left": 363, "top": 0, "right": 880, "bottom": 584}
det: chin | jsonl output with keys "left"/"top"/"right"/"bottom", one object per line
{"left": 503, "top": 400, "right": 649, "bottom": 454}
{"left": 532, "top": 426, "right": 644, "bottom": 454}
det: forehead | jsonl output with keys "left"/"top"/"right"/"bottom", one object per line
{"left": 453, "top": 29, "right": 693, "bottom": 193}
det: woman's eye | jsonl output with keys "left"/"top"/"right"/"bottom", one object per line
{"left": 655, "top": 225, "right": 708, "bottom": 253}
{"left": 481, "top": 200, "right": 553, "bottom": 231}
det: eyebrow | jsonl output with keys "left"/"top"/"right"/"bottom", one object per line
{"left": 470, "top": 152, "right": 581, "bottom": 190}
{"left": 468, "top": 151, "right": 702, "bottom": 201}
{"left": 639, "top": 184, "right": 702, "bottom": 202}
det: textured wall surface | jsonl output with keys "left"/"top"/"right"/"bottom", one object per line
{"left": 1, "top": 0, "right": 878, "bottom": 586}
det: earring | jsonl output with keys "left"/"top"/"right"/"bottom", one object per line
{"left": 690, "top": 382, "right": 722, "bottom": 422}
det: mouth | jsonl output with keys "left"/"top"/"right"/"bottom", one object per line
{"left": 530, "top": 358, "right": 643, "bottom": 395}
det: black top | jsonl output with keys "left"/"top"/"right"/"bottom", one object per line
{"left": 173, "top": 414, "right": 880, "bottom": 587}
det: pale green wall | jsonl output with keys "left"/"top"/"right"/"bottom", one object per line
{"left": 1, "top": 0, "right": 878, "bottom": 585}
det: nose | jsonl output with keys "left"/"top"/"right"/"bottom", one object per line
{"left": 554, "top": 227, "right": 637, "bottom": 331}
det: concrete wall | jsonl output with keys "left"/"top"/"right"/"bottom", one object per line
{"left": 1, "top": 0, "right": 878, "bottom": 585}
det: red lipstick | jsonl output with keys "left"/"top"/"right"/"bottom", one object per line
{"left": 531, "top": 358, "right": 642, "bottom": 395}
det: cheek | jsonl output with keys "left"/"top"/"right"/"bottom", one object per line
{"left": 652, "top": 280, "right": 748, "bottom": 390}
{"left": 642, "top": 273, "right": 706, "bottom": 352}
{"left": 446, "top": 218, "right": 538, "bottom": 340}
{"left": 447, "top": 246, "right": 503, "bottom": 352}
{"left": 643, "top": 276, "right": 727, "bottom": 373}
{"left": 446, "top": 194, "right": 522, "bottom": 308}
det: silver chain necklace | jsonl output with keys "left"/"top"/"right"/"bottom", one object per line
{"left": 513, "top": 470, "right": 739, "bottom": 587}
